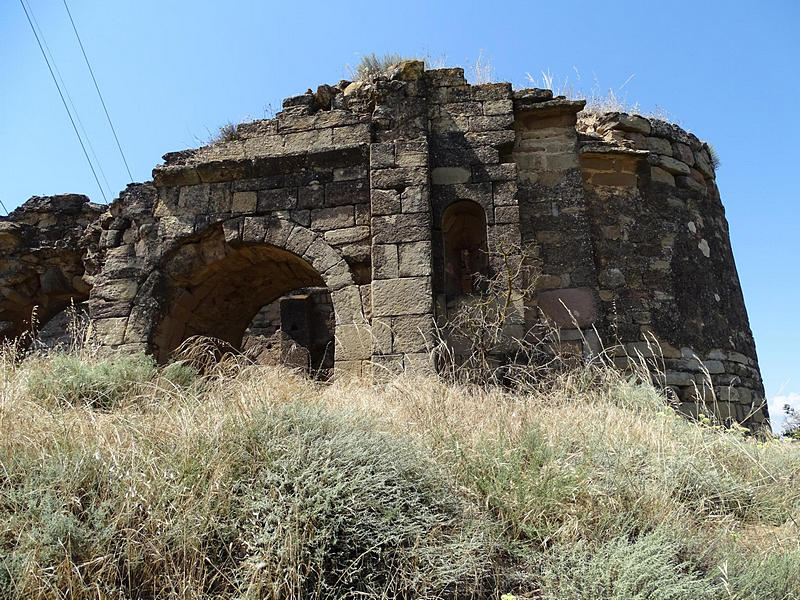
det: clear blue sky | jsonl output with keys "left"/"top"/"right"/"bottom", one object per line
{"left": 2, "top": 0, "right": 798, "bottom": 430}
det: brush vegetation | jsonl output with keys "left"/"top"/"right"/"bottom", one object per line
{"left": 1, "top": 349, "right": 798, "bottom": 599}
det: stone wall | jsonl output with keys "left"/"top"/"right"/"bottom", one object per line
{"left": 0, "top": 60, "right": 767, "bottom": 428}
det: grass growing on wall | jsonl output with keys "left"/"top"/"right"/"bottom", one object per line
{"left": 1, "top": 350, "right": 798, "bottom": 599}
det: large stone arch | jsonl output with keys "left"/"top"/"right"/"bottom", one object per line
{"left": 126, "top": 217, "right": 369, "bottom": 371}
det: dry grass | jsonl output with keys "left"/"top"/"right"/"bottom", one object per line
{"left": 1, "top": 348, "right": 799, "bottom": 599}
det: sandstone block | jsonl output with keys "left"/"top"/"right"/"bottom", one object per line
{"left": 431, "top": 167, "right": 471, "bottom": 185}
{"left": 598, "top": 113, "right": 652, "bottom": 135}
{"left": 324, "top": 226, "right": 370, "bottom": 245}
{"left": 330, "top": 285, "right": 365, "bottom": 324}
{"left": 284, "top": 226, "right": 316, "bottom": 256}
{"left": 335, "top": 322, "right": 372, "bottom": 361}
{"left": 650, "top": 167, "right": 675, "bottom": 186}
{"left": 372, "top": 213, "right": 431, "bottom": 244}
{"left": 392, "top": 314, "right": 433, "bottom": 353}
{"left": 370, "top": 143, "right": 395, "bottom": 168}
{"left": 646, "top": 137, "right": 673, "bottom": 155}
{"left": 311, "top": 206, "right": 354, "bottom": 231}
{"left": 398, "top": 241, "right": 432, "bottom": 277}
{"left": 401, "top": 186, "right": 428, "bottom": 213}
{"left": 326, "top": 180, "right": 369, "bottom": 206}
{"left": 654, "top": 155, "right": 691, "bottom": 176}
{"left": 372, "top": 244, "right": 399, "bottom": 279}
{"left": 371, "top": 167, "right": 428, "bottom": 189}
{"left": 232, "top": 191, "right": 257, "bottom": 213}
{"left": 371, "top": 189, "right": 401, "bottom": 215}
{"left": 372, "top": 277, "right": 432, "bottom": 317}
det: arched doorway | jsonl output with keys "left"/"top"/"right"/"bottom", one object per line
{"left": 152, "top": 224, "right": 341, "bottom": 375}
{"left": 442, "top": 200, "right": 489, "bottom": 296}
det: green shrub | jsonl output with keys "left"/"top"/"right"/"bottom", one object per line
{"left": 232, "top": 404, "right": 497, "bottom": 598}
{"left": 539, "top": 528, "right": 720, "bottom": 599}
{"left": 160, "top": 360, "right": 201, "bottom": 389}
{"left": 23, "top": 352, "right": 156, "bottom": 408}
{"left": 457, "top": 425, "right": 581, "bottom": 546}
{"left": 0, "top": 400, "right": 498, "bottom": 599}
{"left": 727, "top": 550, "right": 800, "bottom": 600}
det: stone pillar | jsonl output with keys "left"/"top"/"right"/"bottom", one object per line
{"left": 369, "top": 138, "right": 436, "bottom": 376}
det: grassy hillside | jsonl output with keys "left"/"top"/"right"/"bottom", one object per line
{"left": 1, "top": 350, "right": 798, "bottom": 599}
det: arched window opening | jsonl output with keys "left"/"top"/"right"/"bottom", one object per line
{"left": 442, "top": 200, "right": 489, "bottom": 296}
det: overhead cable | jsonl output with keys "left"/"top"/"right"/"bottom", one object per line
{"left": 19, "top": 0, "right": 108, "bottom": 203}
{"left": 27, "top": 1, "right": 114, "bottom": 200}
{"left": 62, "top": 0, "right": 134, "bottom": 182}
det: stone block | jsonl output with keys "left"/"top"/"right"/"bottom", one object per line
{"left": 326, "top": 180, "right": 369, "bottom": 206}
{"left": 431, "top": 167, "right": 471, "bottom": 185}
{"left": 284, "top": 226, "right": 316, "bottom": 256}
{"left": 159, "top": 216, "right": 195, "bottom": 240}
{"left": 311, "top": 206, "right": 354, "bottom": 231}
{"left": 335, "top": 322, "right": 372, "bottom": 361}
{"left": 392, "top": 314, "right": 433, "bottom": 353}
{"left": 257, "top": 188, "right": 297, "bottom": 211}
{"left": 646, "top": 136, "right": 672, "bottom": 155}
{"left": 401, "top": 186, "right": 428, "bottom": 213}
{"left": 92, "top": 317, "right": 128, "bottom": 346}
{"left": 178, "top": 185, "right": 210, "bottom": 211}
{"left": 471, "top": 163, "right": 517, "bottom": 182}
{"left": 371, "top": 167, "right": 428, "bottom": 189}
{"left": 324, "top": 226, "right": 370, "bottom": 246}
{"left": 333, "top": 166, "right": 368, "bottom": 181}
{"left": 694, "top": 151, "right": 715, "bottom": 178}
{"left": 653, "top": 155, "right": 691, "bottom": 176}
{"left": 371, "top": 353, "right": 406, "bottom": 378}
{"left": 591, "top": 172, "right": 639, "bottom": 187}
{"left": 372, "top": 213, "right": 431, "bottom": 244}
{"left": 372, "top": 244, "right": 399, "bottom": 279}
{"left": 483, "top": 99, "right": 514, "bottom": 115}
{"left": 242, "top": 217, "right": 267, "bottom": 242}
{"left": 598, "top": 114, "right": 652, "bottom": 135}
{"left": 232, "top": 191, "right": 257, "bottom": 213}
{"left": 650, "top": 167, "right": 675, "bottom": 186}
{"left": 494, "top": 205, "right": 519, "bottom": 224}
{"left": 369, "top": 317, "right": 393, "bottom": 355}
{"left": 398, "top": 241, "right": 432, "bottom": 277}
{"left": 355, "top": 204, "right": 370, "bottom": 226}
{"left": 536, "top": 287, "right": 597, "bottom": 328}
{"left": 493, "top": 181, "right": 517, "bottom": 205}
{"left": 331, "top": 285, "right": 365, "bottom": 324}
{"left": 469, "top": 115, "right": 514, "bottom": 132}
{"left": 371, "top": 189, "right": 401, "bottom": 215}
{"left": 672, "top": 142, "right": 695, "bottom": 166}
{"left": 370, "top": 143, "right": 395, "bottom": 168}
{"left": 372, "top": 277, "right": 432, "bottom": 317}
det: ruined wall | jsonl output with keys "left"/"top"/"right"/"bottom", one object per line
{"left": 0, "top": 194, "right": 102, "bottom": 340}
{"left": 578, "top": 113, "right": 765, "bottom": 424}
{"left": 0, "top": 60, "right": 767, "bottom": 427}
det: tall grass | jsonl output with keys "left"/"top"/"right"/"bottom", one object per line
{"left": 1, "top": 351, "right": 798, "bottom": 599}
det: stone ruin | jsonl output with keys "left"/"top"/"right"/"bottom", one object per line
{"left": 0, "top": 60, "right": 768, "bottom": 427}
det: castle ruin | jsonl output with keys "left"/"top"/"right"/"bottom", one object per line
{"left": 0, "top": 61, "right": 768, "bottom": 427}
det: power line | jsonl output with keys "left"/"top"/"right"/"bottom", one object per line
{"left": 27, "top": 2, "right": 114, "bottom": 200}
{"left": 0, "top": 198, "right": 9, "bottom": 216}
{"left": 62, "top": 0, "right": 133, "bottom": 183}
{"left": 19, "top": 0, "right": 108, "bottom": 203}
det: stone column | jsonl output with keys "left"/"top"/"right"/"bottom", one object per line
{"left": 369, "top": 139, "right": 436, "bottom": 376}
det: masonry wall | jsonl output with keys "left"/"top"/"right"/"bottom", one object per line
{"left": 0, "top": 61, "right": 767, "bottom": 428}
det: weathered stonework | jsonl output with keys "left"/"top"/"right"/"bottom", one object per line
{"left": 0, "top": 61, "right": 768, "bottom": 427}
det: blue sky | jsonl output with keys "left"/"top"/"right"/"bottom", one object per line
{"left": 2, "top": 0, "right": 798, "bottom": 431}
